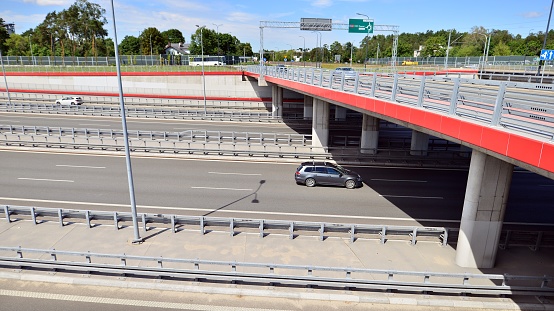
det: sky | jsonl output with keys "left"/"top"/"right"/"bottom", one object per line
{"left": 2, "top": 0, "right": 554, "bottom": 52}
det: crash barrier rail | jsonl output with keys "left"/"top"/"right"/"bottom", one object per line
{"left": 0, "top": 102, "right": 277, "bottom": 121}
{"left": 0, "top": 246, "right": 552, "bottom": 297}
{"left": 2, "top": 205, "right": 554, "bottom": 250}
{"left": 0, "top": 125, "right": 312, "bottom": 147}
{"left": 1, "top": 205, "right": 448, "bottom": 246}
{"left": 0, "top": 92, "right": 278, "bottom": 110}
{"left": 0, "top": 133, "right": 474, "bottom": 167}
{"left": 248, "top": 66, "right": 554, "bottom": 142}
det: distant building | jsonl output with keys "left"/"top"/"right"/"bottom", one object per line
{"left": 1, "top": 22, "right": 15, "bottom": 35}
{"left": 164, "top": 42, "right": 190, "bottom": 55}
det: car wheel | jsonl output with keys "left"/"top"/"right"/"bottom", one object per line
{"left": 71, "top": 102, "right": 75, "bottom": 105}
{"left": 305, "top": 178, "right": 316, "bottom": 187}
{"left": 345, "top": 180, "right": 356, "bottom": 189}
{"left": 55, "top": 101, "right": 60, "bottom": 105}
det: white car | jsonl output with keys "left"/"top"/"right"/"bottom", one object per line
{"left": 55, "top": 96, "right": 83, "bottom": 106}
{"left": 333, "top": 67, "right": 357, "bottom": 80}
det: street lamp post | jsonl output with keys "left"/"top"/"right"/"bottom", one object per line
{"left": 149, "top": 34, "right": 153, "bottom": 66}
{"left": 312, "top": 31, "right": 321, "bottom": 67}
{"left": 109, "top": 0, "right": 142, "bottom": 244}
{"left": 213, "top": 23, "right": 223, "bottom": 57}
{"left": 538, "top": 0, "right": 554, "bottom": 75}
{"left": 196, "top": 25, "right": 207, "bottom": 116}
{"left": 357, "top": 12, "right": 370, "bottom": 69}
{"left": 286, "top": 43, "right": 293, "bottom": 62}
{"left": 299, "top": 36, "right": 305, "bottom": 67}
{"left": 0, "top": 48, "right": 12, "bottom": 105}
{"left": 376, "top": 43, "right": 380, "bottom": 65}
{"left": 29, "top": 35, "right": 35, "bottom": 66}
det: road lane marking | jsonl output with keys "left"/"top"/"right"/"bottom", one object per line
{"left": 371, "top": 178, "right": 427, "bottom": 183}
{"left": 56, "top": 164, "right": 106, "bottom": 169}
{"left": 191, "top": 186, "right": 253, "bottom": 191}
{"left": 208, "top": 172, "right": 262, "bottom": 176}
{"left": 17, "top": 178, "right": 74, "bottom": 183}
{"left": 380, "top": 195, "right": 443, "bottom": 199}
{"left": 0, "top": 289, "right": 288, "bottom": 311}
{"left": 0, "top": 120, "right": 20, "bottom": 122}
{"left": 0, "top": 197, "right": 461, "bottom": 223}
{"left": 78, "top": 123, "right": 115, "bottom": 126}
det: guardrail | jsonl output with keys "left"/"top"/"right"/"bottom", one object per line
{"left": 0, "top": 246, "right": 552, "bottom": 297}
{"left": 0, "top": 103, "right": 278, "bottom": 121}
{"left": 0, "top": 125, "right": 312, "bottom": 147}
{"left": 1, "top": 205, "right": 448, "bottom": 246}
{"left": 248, "top": 66, "right": 554, "bottom": 141}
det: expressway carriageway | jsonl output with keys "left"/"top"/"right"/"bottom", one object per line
{"left": 1, "top": 149, "right": 553, "bottom": 229}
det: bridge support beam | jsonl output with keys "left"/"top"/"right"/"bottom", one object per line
{"left": 271, "top": 85, "right": 283, "bottom": 117}
{"left": 303, "top": 95, "right": 313, "bottom": 120}
{"left": 312, "top": 98, "right": 329, "bottom": 148}
{"left": 410, "top": 131, "right": 429, "bottom": 156}
{"left": 334, "top": 105, "right": 347, "bottom": 121}
{"left": 360, "top": 114, "right": 379, "bottom": 154}
{"left": 456, "top": 150, "right": 513, "bottom": 268}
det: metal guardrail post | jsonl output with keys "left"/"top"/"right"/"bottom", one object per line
{"left": 532, "top": 232, "right": 543, "bottom": 251}
{"left": 289, "top": 222, "right": 294, "bottom": 240}
{"left": 380, "top": 227, "right": 387, "bottom": 244}
{"left": 391, "top": 74, "right": 399, "bottom": 102}
{"left": 230, "top": 218, "right": 234, "bottom": 236}
{"left": 3, "top": 206, "right": 10, "bottom": 223}
{"left": 371, "top": 74, "right": 377, "bottom": 98}
{"left": 259, "top": 219, "right": 264, "bottom": 238}
{"left": 491, "top": 83, "right": 507, "bottom": 126}
{"left": 410, "top": 228, "right": 417, "bottom": 245}
{"left": 200, "top": 216, "right": 205, "bottom": 235}
{"left": 319, "top": 223, "right": 324, "bottom": 241}
{"left": 171, "top": 215, "right": 176, "bottom": 233}
{"left": 58, "top": 209, "right": 63, "bottom": 227}
{"left": 417, "top": 76, "right": 426, "bottom": 107}
{"left": 30, "top": 206, "right": 36, "bottom": 225}
{"left": 142, "top": 214, "right": 147, "bottom": 232}
{"left": 350, "top": 225, "right": 355, "bottom": 243}
{"left": 441, "top": 228, "right": 448, "bottom": 247}
{"left": 448, "top": 79, "right": 461, "bottom": 115}
{"left": 113, "top": 212, "right": 118, "bottom": 230}
{"left": 85, "top": 210, "right": 91, "bottom": 228}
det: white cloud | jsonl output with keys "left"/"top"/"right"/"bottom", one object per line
{"left": 522, "top": 11, "right": 542, "bottom": 19}
{"left": 22, "top": 0, "right": 70, "bottom": 6}
{"left": 311, "top": 0, "right": 333, "bottom": 8}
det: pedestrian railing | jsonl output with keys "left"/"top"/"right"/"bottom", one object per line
{"left": 248, "top": 66, "right": 554, "bottom": 141}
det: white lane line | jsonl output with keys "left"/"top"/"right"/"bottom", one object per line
{"left": 380, "top": 195, "right": 443, "bottom": 199}
{"left": 78, "top": 123, "right": 114, "bottom": 126}
{"left": 17, "top": 178, "right": 74, "bottom": 183}
{"left": 371, "top": 178, "right": 427, "bottom": 183}
{"left": 0, "top": 197, "right": 460, "bottom": 223}
{"left": 0, "top": 289, "right": 287, "bottom": 311}
{"left": 0, "top": 120, "right": 20, "bottom": 122}
{"left": 208, "top": 172, "right": 262, "bottom": 176}
{"left": 56, "top": 165, "right": 106, "bottom": 169}
{"left": 191, "top": 186, "right": 253, "bottom": 191}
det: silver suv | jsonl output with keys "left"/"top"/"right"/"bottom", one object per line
{"left": 295, "top": 162, "right": 363, "bottom": 189}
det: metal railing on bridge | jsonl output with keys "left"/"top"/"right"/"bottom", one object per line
{"left": 248, "top": 66, "right": 554, "bottom": 142}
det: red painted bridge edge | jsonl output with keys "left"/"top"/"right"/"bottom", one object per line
{"left": 249, "top": 73, "right": 554, "bottom": 174}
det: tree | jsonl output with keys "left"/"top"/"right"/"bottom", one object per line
{"left": 491, "top": 41, "right": 511, "bottom": 56}
{"left": 119, "top": 35, "right": 140, "bottom": 55}
{"left": 140, "top": 27, "right": 166, "bottom": 55}
{"left": 5, "top": 34, "right": 27, "bottom": 56}
{"left": 0, "top": 17, "right": 9, "bottom": 52}
{"left": 161, "top": 29, "right": 184, "bottom": 44}
{"left": 190, "top": 27, "right": 218, "bottom": 55}
{"left": 422, "top": 36, "right": 446, "bottom": 57}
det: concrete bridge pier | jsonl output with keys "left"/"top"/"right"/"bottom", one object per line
{"left": 360, "top": 114, "right": 379, "bottom": 154}
{"left": 455, "top": 150, "right": 514, "bottom": 268}
{"left": 271, "top": 85, "right": 283, "bottom": 117}
{"left": 410, "top": 130, "right": 430, "bottom": 156}
{"left": 312, "top": 98, "right": 329, "bottom": 149}
{"left": 334, "top": 105, "right": 347, "bottom": 121}
{"left": 303, "top": 95, "right": 313, "bottom": 120}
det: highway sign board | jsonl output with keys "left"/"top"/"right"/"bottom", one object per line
{"left": 300, "top": 18, "right": 332, "bottom": 31}
{"left": 540, "top": 49, "right": 554, "bottom": 61}
{"left": 349, "top": 19, "right": 374, "bottom": 34}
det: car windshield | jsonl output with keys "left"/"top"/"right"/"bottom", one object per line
{"left": 328, "top": 163, "right": 349, "bottom": 174}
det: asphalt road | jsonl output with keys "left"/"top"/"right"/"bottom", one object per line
{"left": 1, "top": 150, "right": 552, "bottom": 227}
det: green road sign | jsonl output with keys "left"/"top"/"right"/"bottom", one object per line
{"left": 349, "top": 19, "right": 374, "bottom": 34}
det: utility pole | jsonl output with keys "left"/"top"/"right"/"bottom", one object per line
{"left": 357, "top": 12, "right": 370, "bottom": 69}
{"left": 538, "top": 0, "right": 554, "bottom": 75}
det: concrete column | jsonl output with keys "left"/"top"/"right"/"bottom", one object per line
{"left": 334, "top": 105, "right": 347, "bottom": 121}
{"left": 410, "top": 130, "right": 430, "bottom": 156}
{"left": 455, "top": 150, "right": 514, "bottom": 268}
{"left": 303, "top": 95, "right": 313, "bottom": 120}
{"left": 312, "top": 98, "right": 329, "bottom": 148}
{"left": 360, "top": 114, "right": 379, "bottom": 154}
{"left": 271, "top": 85, "right": 283, "bottom": 117}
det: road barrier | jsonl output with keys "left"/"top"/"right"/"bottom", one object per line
{"left": 0, "top": 245, "right": 552, "bottom": 297}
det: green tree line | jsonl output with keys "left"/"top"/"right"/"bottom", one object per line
{"left": 1, "top": 0, "right": 553, "bottom": 61}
